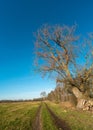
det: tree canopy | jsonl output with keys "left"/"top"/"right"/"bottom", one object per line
{"left": 34, "top": 25, "right": 93, "bottom": 99}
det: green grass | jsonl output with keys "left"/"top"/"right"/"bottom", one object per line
{"left": 47, "top": 101, "right": 93, "bottom": 130}
{"left": 41, "top": 104, "right": 57, "bottom": 130}
{"left": 1, "top": 101, "right": 93, "bottom": 130}
{"left": 0, "top": 102, "right": 40, "bottom": 130}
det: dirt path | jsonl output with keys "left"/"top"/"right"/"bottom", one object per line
{"left": 32, "top": 104, "right": 42, "bottom": 130}
{"left": 45, "top": 103, "right": 71, "bottom": 130}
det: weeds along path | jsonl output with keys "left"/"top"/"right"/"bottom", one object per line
{"left": 32, "top": 103, "right": 42, "bottom": 130}
{"left": 45, "top": 103, "right": 71, "bottom": 130}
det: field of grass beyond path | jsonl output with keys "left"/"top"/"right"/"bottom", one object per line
{"left": 47, "top": 101, "right": 93, "bottom": 130}
{"left": 0, "top": 101, "right": 40, "bottom": 130}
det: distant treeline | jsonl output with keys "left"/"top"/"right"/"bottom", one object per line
{"left": 0, "top": 99, "right": 32, "bottom": 103}
{"left": 0, "top": 98, "right": 44, "bottom": 103}
{"left": 47, "top": 85, "right": 77, "bottom": 105}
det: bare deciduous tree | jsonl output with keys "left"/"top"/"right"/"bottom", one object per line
{"left": 35, "top": 25, "right": 78, "bottom": 80}
{"left": 34, "top": 24, "right": 93, "bottom": 107}
{"left": 40, "top": 91, "right": 46, "bottom": 100}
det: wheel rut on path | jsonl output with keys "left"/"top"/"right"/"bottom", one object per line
{"left": 45, "top": 103, "right": 71, "bottom": 130}
{"left": 32, "top": 104, "right": 42, "bottom": 130}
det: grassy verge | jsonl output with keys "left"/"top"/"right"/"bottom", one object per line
{"left": 41, "top": 104, "right": 58, "bottom": 130}
{"left": 47, "top": 101, "right": 93, "bottom": 130}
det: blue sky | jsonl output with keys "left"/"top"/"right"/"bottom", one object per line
{"left": 0, "top": 0, "right": 93, "bottom": 99}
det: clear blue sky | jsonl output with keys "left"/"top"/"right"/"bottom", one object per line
{"left": 0, "top": 0, "right": 93, "bottom": 100}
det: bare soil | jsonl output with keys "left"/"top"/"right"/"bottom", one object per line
{"left": 32, "top": 103, "right": 71, "bottom": 130}
{"left": 32, "top": 104, "right": 42, "bottom": 130}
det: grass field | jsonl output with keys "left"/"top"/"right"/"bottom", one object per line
{"left": 47, "top": 101, "right": 93, "bottom": 130}
{"left": 0, "top": 101, "right": 93, "bottom": 130}
{"left": 0, "top": 102, "right": 40, "bottom": 130}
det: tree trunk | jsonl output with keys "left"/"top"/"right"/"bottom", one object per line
{"left": 72, "top": 87, "right": 86, "bottom": 109}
